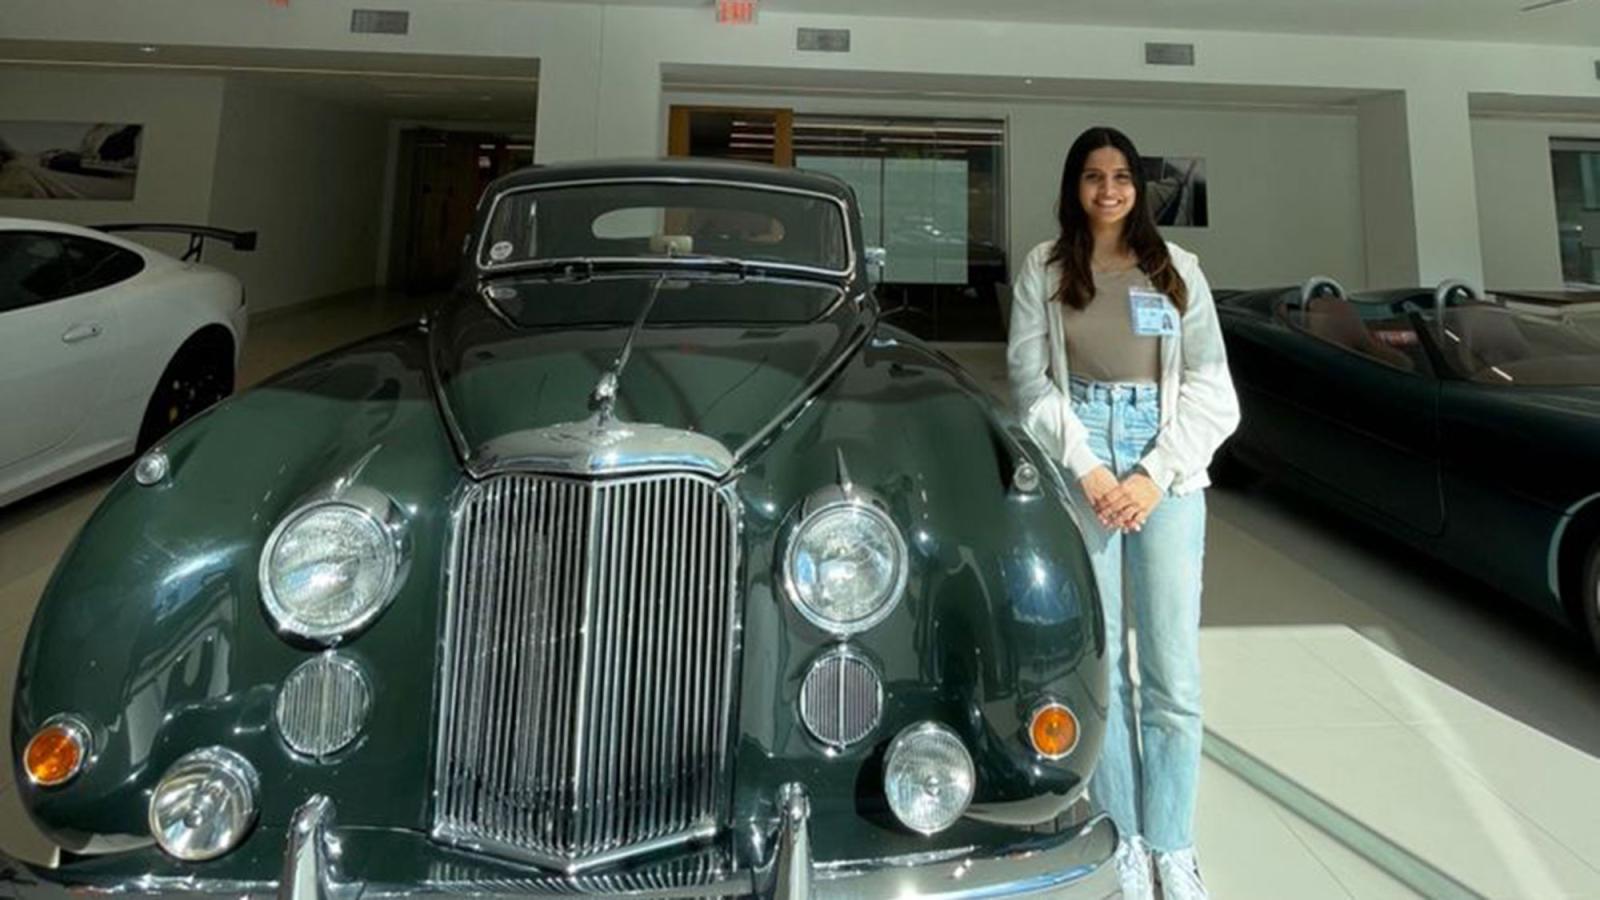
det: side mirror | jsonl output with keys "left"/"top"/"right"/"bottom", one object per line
{"left": 865, "top": 246, "right": 888, "bottom": 283}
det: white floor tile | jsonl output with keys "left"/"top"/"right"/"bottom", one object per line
{"left": 1273, "top": 813, "right": 1422, "bottom": 900}
{"left": 1200, "top": 628, "right": 1400, "bottom": 732}
{"left": 1411, "top": 717, "right": 1600, "bottom": 879}
{"left": 1230, "top": 724, "right": 1600, "bottom": 900}
{"left": 1194, "top": 758, "right": 1367, "bottom": 900}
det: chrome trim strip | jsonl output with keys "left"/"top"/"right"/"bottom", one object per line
{"left": 474, "top": 177, "right": 858, "bottom": 282}
{"left": 467, "top": 419, "right": 736, "bottom": 480}
{"left": 1, "top": 806, "right": 1119, "bottom": 899}
{"left": 731, "top": 313, "right": 875, "bottom": 469}
{"left": 432, "top": 821, "right": 719, "bottom": 876}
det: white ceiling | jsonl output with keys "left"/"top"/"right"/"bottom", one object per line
{"left": 0, "top": 42, "right": 539, "bottom": 123}
{"left": 573, "top": 0, "right": 1600, "bottom": 46}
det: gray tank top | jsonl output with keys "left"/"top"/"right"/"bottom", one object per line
{"left": 1060, "top": 267, "right": 1162, "bottom": 384}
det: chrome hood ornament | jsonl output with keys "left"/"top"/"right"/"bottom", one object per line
{"left": 467, "top": 272, "right": 735, "bottom": 479}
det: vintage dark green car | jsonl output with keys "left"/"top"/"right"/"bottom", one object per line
{"left": 5, "top": 160, "right": 1117, "bottom": 898}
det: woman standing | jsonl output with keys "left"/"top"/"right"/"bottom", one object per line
{"left": 1006, "top": 126, "right": 1239, "bottom": 900}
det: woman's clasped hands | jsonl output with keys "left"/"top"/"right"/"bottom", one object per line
{"left": 1079, "top": 465, "right": 1162, "bottom": 532}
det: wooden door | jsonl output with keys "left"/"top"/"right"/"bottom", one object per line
{"left": 668, "top": 106, "right": 793, "bottom": 167}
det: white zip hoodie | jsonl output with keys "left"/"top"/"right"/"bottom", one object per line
{"left": 1006, "top": 239, "right": 1240, "bottom": 496}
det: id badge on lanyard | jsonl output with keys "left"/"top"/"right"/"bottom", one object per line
{"left": 1129, "top": 288, "right": 1179, "bottom": 337}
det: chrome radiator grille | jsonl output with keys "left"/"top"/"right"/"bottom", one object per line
{"left": 433, "top": 473, "right": 741, "bottom": 870}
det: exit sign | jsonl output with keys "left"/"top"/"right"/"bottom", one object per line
{"left": 717, "top": 0, "right": 757, "bottom": 24}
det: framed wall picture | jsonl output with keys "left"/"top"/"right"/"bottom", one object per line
{"left": 1143, "top": 156, "right": 1207, "bottom": 227}
{"left": 0, "top": 121, "right": 144, "bottom": 200}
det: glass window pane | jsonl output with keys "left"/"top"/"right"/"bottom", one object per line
{"left": 1550, "top": 140, "right": 1600, "bottom": 287}
{"left": 794, "top": 116, "right": 1006, "bottom": 341}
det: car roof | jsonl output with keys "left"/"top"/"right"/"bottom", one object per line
{"left": 485, "top": 158, "right": 856, "bottom": 202}
{"left": 0, "top": 217, "right": 162, "bottom": 258}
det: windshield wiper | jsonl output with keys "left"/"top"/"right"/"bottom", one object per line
{"left": 479, "top": 258, "right": 598, "bottom": 283}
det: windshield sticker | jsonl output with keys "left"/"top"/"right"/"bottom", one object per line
{"left": 489, "top": 241, "right": 514, "bottom": 262}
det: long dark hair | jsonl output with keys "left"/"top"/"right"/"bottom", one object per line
{"left": 1048, "top": 126, "right": 1187, "bottom": 313}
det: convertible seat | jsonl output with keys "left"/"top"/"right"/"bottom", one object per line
{"left": 1442, "top": 305, "right": 1532, "bottom": 371}
{"left": 1304, "top": 295, "right": 1415, "bottom": 371}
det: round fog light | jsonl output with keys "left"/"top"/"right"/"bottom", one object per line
{"left": 149, "top": 748, "right": 260, "bottom": 861}
{"left": 883, "top": 721, "right": 975, "bottom": 835}
{"left": 24, "top": 716, "right": 92, "bottom": 787}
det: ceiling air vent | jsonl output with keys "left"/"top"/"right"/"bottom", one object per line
{"left": 1145, "top": 42, "right": 1196, "bottom": 66}
{"left": 798, "top": 27, "right": 851, "bottom": 52}
{"left": 351, "top": 9, "right": 410, "bottom": 35}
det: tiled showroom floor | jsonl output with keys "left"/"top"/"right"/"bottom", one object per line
{"left": 4, "top": 304, "right": 1599, "bottom": 898}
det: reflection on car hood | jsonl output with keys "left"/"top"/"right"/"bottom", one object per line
{"left": 431, "top": 296, "right": 864, "bottom": 469}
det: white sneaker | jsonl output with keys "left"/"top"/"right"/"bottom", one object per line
{"left": 1155, "top": 847, "right": 1209, "bottom": 900}
{"left": 1112, "top": 836, "right": 1154, "bottom": 900}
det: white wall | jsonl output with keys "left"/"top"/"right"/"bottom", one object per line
{"left": 1008, "top": 101, "right": 1365, "bottom": 290}
{"left": 8, "top": 0, "right": 1599, "bottom": 297}
{"left": 668, "top": 90, "right": 1366, "bottom": 291}
{"left": 206, "top": 79, "right": 389, "bottom": 312}
{"left": 0, "top": 69, "right": 225, "bottom": 257}
{"left": 1472, "top": 115, "right": 1600, "bottom": 290}
{"left": 1357, "top": 93, "right": 1420, "bottom": 288}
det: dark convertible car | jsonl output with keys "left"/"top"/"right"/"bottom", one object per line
{"left": 1217, "top": 277, "right": 1600, "bottom": 652}
{"left": 4, "top": 160, "right": 1118, "bottom": 898}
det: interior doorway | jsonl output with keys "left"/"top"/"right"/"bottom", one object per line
{"left": 390, "top": 128, "right": 534, "bottom": 294}
{"left": 668, "top": 106, "right": 794, "bottom": 167}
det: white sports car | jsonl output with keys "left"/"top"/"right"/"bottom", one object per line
{"left": 0, "top": 219, "right": 253, "bottom": 506}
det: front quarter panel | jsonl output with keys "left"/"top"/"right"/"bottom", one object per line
{"left": 732, "top": 327, "right": 1106, "bottom": 863}
{"left": 12, "top": 325, "right": 459, "bottom": 851}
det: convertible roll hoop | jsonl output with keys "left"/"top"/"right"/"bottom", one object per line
{"left": 93, "top": 222, "right": 258, "bottom": 262}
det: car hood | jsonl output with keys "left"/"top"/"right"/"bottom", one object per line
{"left": 431, "top": 289, "right": 865, "bottom": 472}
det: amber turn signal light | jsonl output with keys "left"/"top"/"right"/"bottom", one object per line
{"left": 24, "top": 718, "right": 90, "bottom": 787}
{"left": 1028, "top": 702, "right": 1079, "bottom": 760}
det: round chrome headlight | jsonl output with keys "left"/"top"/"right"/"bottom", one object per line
{"left": 149, "top": 748, "right": 260, "bottom": 861}
{"left": 260, "top": 489, "right": 406, "bottom": 643}
{"left": 783, "top": 497, "right": 907, "bottom": 635}
{"left": 883, "top": 722, "right": 975, "bottom": 835}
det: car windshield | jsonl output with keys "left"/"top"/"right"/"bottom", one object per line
{"left": 478, "top": 181, "right": 851, "bottom": 274}
{"left": 1416, "top": 301, "right": 1600, "bottom": 386}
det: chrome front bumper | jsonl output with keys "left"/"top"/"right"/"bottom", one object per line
{"left": 0, "top": 785, "right": 1119, "bottom": 900}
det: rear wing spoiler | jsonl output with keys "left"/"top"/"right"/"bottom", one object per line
{"left": 92, "top": 223, "right": 257, "bottom": 262}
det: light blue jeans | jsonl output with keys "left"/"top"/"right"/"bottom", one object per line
{"left": 1069, "top": 375, "right": 1206, "bottom": 854}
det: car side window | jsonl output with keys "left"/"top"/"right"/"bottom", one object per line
{"left": 0, "top": 232, "right": 74, "bottom": 313}
{"left": 62, "top": 236, "right": 145, "bottom": 295}
{"left": 1279, "top": 295, "right": 1429, "bottom": 375}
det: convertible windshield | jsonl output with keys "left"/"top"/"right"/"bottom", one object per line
{"left": 1420, "top": 303, "right": 1600, "bottom": 386}
{"left": 479, "top": 181, "right": 850, "bottom": 274}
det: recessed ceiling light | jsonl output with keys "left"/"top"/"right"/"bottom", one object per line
{"left": 139, "top": 45, "right": 159, "bottom": 54}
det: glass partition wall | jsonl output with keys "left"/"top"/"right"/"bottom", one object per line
{"left": 1551, "top": 139, "right": 1600, "bottom": 289}
{"left": 795, "top": 117, "right": 1007, "bottom": 341}
{"left": 669, "top": 106, "right": 1008, "bottom": 341}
